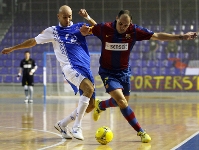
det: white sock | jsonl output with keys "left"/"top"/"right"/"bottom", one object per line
{"left": 73, "top": 95, "right": 90, "bottom": 128}
{"left": 60, "top": 108, "right": 77, "bottom": 127}
{"left": 28, "top": 86, "right": 33, "bottom": 100}
{"left": 24, "top": 85, "right": 28, "bottom": 99}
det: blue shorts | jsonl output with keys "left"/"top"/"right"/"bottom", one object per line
{"left": 99, "top": 67, "right": 131, "bottom": 96}
{"left": 62, "top": 66, "right": 95, "bottom": 99}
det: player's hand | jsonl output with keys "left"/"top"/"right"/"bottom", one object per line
{"left": 29, "top": 72, "right": 33, "bottom": 75}
{"left": 17, "top": 74, "right": 21, "bottom": 81}
{"left": 80, "top": 24, "right": 90, "bottom": 36}
{"left": 183, "top": 32, "right": 198, "bottom": 40}
{"left": 1, "top": 47, "right": 14, "bottom": 54}
{"left": 79, "top": 9, "right": 88, "bottom": 18}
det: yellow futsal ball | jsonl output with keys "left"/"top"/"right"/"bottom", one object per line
{"left": 95, "top": 126, "right": 113, "bottom": 145}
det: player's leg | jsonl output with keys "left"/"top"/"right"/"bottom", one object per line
{"left": 59, "top": 98, "right": 94, "bottom": 127}
{"left": 28, "top": 86, "right": 33, "bottom": 103}
{"left": 27, "top": 75, "right": 34, "bottom": 103}
{"left": 93, "top": 73, "right": 123, "bottom": 121}
{"left": 55, "top": 66, "right": 94, "bottom": 140}
{"left": 95, "top": 95, "right": 132, "bottom": 111}
{"left": 93, "top": 67, "right": 133, "bottom": 121}
{"left": 24, "top": 85, "right": 29, "bottom": 103}
{"left": 56, "top": 97, "right": 94, "bottom": 139}
{"left": 70, "top": 78, "right": 94, "bottom": 140}
{"left": 110, "top": 89, "right": 151, "bottom": 143}
{"left": 22, "top": 76, "right": 29, "bottom": 103}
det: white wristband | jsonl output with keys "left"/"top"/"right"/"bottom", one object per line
{"left": 84, "top": 15, "right": 91, "bottom": 21}
{"left": 30, "top": 69, "right": 35, "bottom": 73}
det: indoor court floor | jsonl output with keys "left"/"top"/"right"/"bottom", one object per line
{"left": 0, "top": 94, "right": 199, "bottom": 150}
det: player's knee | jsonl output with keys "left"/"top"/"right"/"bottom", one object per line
{"left": 116, "top": 99, "right": 128, "bottom": 109}
{"left": 83, "top": 85, "right": 94, "bottom": 97}
{"left": 80, "top": 79, "right": 94, "bottom": 97}
{"left": 24, "top": 85, "right": 28, "bottom": 90}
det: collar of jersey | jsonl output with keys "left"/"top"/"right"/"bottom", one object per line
{"left": 59, "top": 21, "right": 74, "bottom": 27}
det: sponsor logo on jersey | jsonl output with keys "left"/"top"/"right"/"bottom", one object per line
{"left": 105, "top": 42, "right": 128, "bottom": 51}
{"left": 23, "top": 64, "right": 32, "bottom": 68}
{"left": 125, "top": 34, "right": 131, "bottom": 39}
{"left": 65, "top": 34, "right": 77, "bottom": 44}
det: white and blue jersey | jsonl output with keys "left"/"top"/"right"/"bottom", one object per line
{"left": 35, "top": 22, "right": 95, "bottom": 96}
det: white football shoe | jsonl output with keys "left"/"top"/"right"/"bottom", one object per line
{"left": 29, "top": 100, "right": 33, "bottom": 103}
{"left": 54, "top": 121, "right": 72, "bottom": 139}
{"left": 70, "top": 127, "right": 84, "bottom": 140}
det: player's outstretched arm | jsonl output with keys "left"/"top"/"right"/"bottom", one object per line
{"left": 79, "top": 9, "right": 97, "bottom": 26}
{"left": 1, "top": 38, "right": 37, "bottom": 54}
{"left": 80, "top": 24, "right": 93, "bottom": 36}
{"left": 151, "top": 32, "right": 198, "bottom": 41}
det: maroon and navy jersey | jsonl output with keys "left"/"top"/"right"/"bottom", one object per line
{"left": 92, "top": 21, "right": 154, "bottom": 70}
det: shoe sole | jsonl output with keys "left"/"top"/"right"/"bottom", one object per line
{"left": 72, "top": 136, "right": 84, "bottom": 140}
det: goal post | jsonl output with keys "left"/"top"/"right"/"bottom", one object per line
{"left": 43, "top": 52, "right": 54, "bottom": 101}
{"left": 43, "top": 52, "right": 104, "bottom": 101}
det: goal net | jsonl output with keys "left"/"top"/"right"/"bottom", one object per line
{"left": 43, "top": 52, "right": 104, "bottom": 98}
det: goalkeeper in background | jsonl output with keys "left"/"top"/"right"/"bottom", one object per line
{"left": 17, "top": 51, "right": 37, "bottom": 103}
{"left": 1, "top": 5, "right": 97, "bottom": 141}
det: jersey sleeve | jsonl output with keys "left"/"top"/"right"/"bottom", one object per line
{"left": 135, "top": 25, "right": 154, "bottom": 41}
{"left": 35, "top": 27, "right": 54, "bottom": 44}
{"left": 91, "top": 23, "right": 103, "bottom": 38}
{"left": 20, "top": 60, "right": 23, "bottom": 68}
{"left": 32, "top": 59, "right": 37, "bottom": 68}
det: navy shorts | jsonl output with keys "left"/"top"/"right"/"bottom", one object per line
{"left": 22, "top": 75, "right": 34, "bottom": 86}
{"left": 99, "top": 67, "right": 131, "bottom": 96}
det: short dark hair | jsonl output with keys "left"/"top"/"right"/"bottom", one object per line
{"left": 24, "top": 51, "right": 30, "bottom": 54}
{"left": 117, "top": 10, "right": 132, "bottom": 20}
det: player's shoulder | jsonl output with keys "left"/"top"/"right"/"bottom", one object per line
{"left": 29, "top": 58, "right": 35, "bottom": 61}
{"left": 40, "top": 26, "right": 55, "bottom": 34}
{"left": 98, "top": 22, "right": 113, "bottom": 30}
{"left": 133, "top": 24, "right": 147, "bottom": 30}
{"left": 104, "top": 22, "right": 112, "bottom": 27}
{"left": 73, "top": 22, "right": 88, "bottom": 28}
{"left": 134, "top": 24, "right": 154, "bottom": 33}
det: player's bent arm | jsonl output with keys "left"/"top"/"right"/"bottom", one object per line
{"left": 151, "top": 32, "right": 197, "bottom": 41}
{"left": 30, "top": 66, "right": 38, "bottom": 74}
{"left": 83, "top": 13, "right": 97, "bottom": 26}
{"left": 79, "top": 9, "right": 97, "bottom": 26}
{"left": 18, "top": 68, "right": 22, "bottom": 76}
{"left": 1, "top": 38, "right": 37, "bottom": 54}
{"left": 84, "top": 16, "right": 97, "bottom": 26}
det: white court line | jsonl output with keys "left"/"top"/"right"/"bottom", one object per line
{"left": 170, "top": 131, "right": 199, "bottom": 150}
{"left": 37, "top": 139, "right": 67, "bottom": 150}
{"left": 0, "top": 126, "right": 66, "bottom": 150}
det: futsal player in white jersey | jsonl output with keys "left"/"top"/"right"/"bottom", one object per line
{"left": 1, "top": 5, "right": 97, "bottom": 140}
